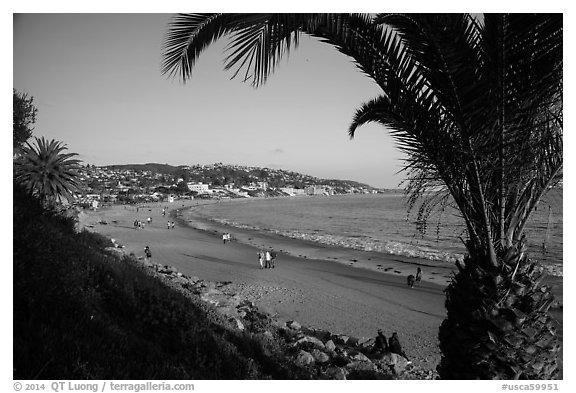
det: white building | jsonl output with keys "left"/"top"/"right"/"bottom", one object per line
{"left": 187, "top": 182, "right": 210, "bottom": 194}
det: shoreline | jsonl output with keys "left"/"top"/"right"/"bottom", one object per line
{"left": 182, "top": 197, "right": 563, "bottom": 306}
{"left": 77, "top": 199, "right": 562, "bottom": 374}
{"left": 78, "top": 200, "right": 449, "bottom": 370}
{"left": 181, "top": 198, "right": 457, "bottom": 287}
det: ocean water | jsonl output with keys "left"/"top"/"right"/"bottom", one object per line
{"left": 188, "top": 191, "right": 563, "bottom": 277}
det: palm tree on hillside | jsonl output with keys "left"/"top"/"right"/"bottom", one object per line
{"left": 14, "top": 136, "right": 83, "bottom": 207}
{"left": 161, "top": 13, "right": 562, "bottom": 379}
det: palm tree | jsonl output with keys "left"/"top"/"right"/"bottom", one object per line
{"left": 14, "top": 136, "right": 83, "bottom": 207}
{"left": 161, "top": 13, "right": 562, "bottom": 379}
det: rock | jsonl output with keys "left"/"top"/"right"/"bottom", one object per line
{"left": 347, "top": 336, "right": 360, "bottom": 347}
{"left": 296, "top": 335, "right": 325, "bottom": 349}
{"left": 238, "top": 299, "right": 255, "bottom": 308}
{"left": 324, "top": 340, "right": 337, "bottom": 352}
{"left": 351, "top": 352, "right": 370, "bottom": 362}
{"left": 313, "top": 329, "right": 332, "bottom": 341}
{"left": 334, "top": 334, "right": 350, "bottom": 345}
{"left": 170, "top": 276, "right": 190, "bottom": 286}
{"left": 294, "top": 350, "right": 314, "bottom": 367}
{"left": 358, "top": 337, "right": 375, "bottom": 349}
{"left": 287, "top": 320, "right": 302, "bottom": 330}
{"left": 271, "top": 319, "right": 287, "bottom": 329}
{"left": 345, "top": 360, "right": 377, "bottom": 372}
{"left": 230, "top": 317, "right": 244, "bottom": 331}
{"left": 377, "top": 352, "right": 410, "bottom": 374}
{"left": 325, "top": 366, "right": 347, "bottom": 380}
{"left": 311, "top": 349, "right": 330, "bottom": 363}
{"left": 104, "top": 247, "right": 124, "bottom": 258}
{"left": 263, "top": 330, "right": 274, "bottom": 340}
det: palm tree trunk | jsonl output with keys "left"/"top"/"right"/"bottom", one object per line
{"left": 469, "top": 151, "right": 498, "bottom": 268}
{"left": 438, "top": 239, "right": 560, "bottom": 379}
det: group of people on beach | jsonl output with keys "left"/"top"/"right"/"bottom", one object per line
{"left": 133, "top": 219, "right": 146, "bottom": 230}
{"left": 167, "top": 221, "right": 175, "bottom": 229}
{"left": 372, "top": 329, "right": 411, "bottom": 362}
{"left": 133, "top": 215, "right": 157, "bottom": 230}
{"left": 258, "top": 249, "right": 277, "bottom": 269}
{"left": 222, "top": 233, "right": 232, "bottom": 244}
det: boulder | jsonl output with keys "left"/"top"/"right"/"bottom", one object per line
{"left": 345, "top": 360, "right": 377, "bottom": 372}
{"left": 358, "top": 337, "right": 376, "bottom": 349}
{"left": 271, "top": 319, "right": 287, "bottom": 329}
{"left": 238, "top": 299, "right": 255, "bottom": 308}
{"left": 170, "top": 276, "right": 191, "bottom": 286}
{"left": 313, "top": 329, "right": 332, "bottom": 341}
{"left": 325, "top": 366, "right": 347, "bottom": 380}
{"left": 347, "top": 336, "right": 360, "bottom": 347}
{"left": 334, "top": 334, "right": 350, "bottom": 345}
{"left": 181, "top": 275, "right": 199, "bottom": 284}
{"left": 377, "top": 352, "right": 410, "bottom": 374}
{"left": 263, "top": 330, "right": 274, "bottom": 340}
{"left": 287, "top": 320, "right": 302, "bottom": 330}
{"left": 311, "top": 349, "right": 330, "bottom": 363}
{"left": 104, "top": 247, "right": 124, "bottom": 258}
{"left": 229, "top": 317, "right": 244, "bottom": 331}
{"left": 324, "top": 340, "right": 337, "bottom": 352}
{"left": 296, "top": 336, "right": 325, "bottom": 349}
{"left": 351, "top": 352, "right": 371, "bottom": 362}
{"left": 295, "top": 350, "right": 314, "bottom": 367}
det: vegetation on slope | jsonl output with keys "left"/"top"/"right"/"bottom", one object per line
{"left": 13, "top": 184, "right": 311, "bottom": 379}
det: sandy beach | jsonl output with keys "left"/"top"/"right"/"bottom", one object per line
{"left": 78, "top": 200, "right": 562, "bottom": 373}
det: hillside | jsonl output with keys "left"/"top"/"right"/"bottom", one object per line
{"left": 99, "top": 162, "right": 379, "bottom": 192}
{"left": 13, "top": 184, "right": 312, "bottom": 379}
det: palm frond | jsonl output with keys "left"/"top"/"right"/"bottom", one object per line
{"left": 162, "top": 13, "right": 317, "bottom": 86}
{"left": 162, "top": 13, "right": 563, "bottom": 265}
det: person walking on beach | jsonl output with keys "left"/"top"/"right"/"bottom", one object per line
{"left": 167, "top": 221, "right": 171, "bottom": 229}
{"left": 144, "top": 245, "right": 152, "bottom": 262}
{"left": 415, "top": 267, "right": 422, "bottom": 283}
{"left": 407, "top": 274, "right": 416, "bottom": 288}
{"left": 171, "top": 221, "right": 175, "bottom": 229}
{"left": 269, "top": 249, "right": 277, "bottom": 268}
{"left": 134, "top": 219, "right": 138, "bottom": 230}
{"left": 265, "top": 250, "right": 272, "bottom": 269}
{"left": 258, "top": 250, "right": 265, "bottom": 269}
{"left": 223, "top": 233, "right": 228, "bottom": 244}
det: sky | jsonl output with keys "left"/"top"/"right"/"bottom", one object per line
{"left": 13, "top": 13, "right": 409, "bottom": 188}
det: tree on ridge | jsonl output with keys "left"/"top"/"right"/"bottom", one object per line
{"left": 13, "top": 89, "right": 37, "bottom": 153}
{"left": 14, "top": 136, "right": 83, "bottom": 208}
{"left": 161, "top": 13, "right": 563, "bottom": 379}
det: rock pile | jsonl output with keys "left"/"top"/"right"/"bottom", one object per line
{"left": 147, "top": 259, "right": 437, "bottom": 379}
{"left": 107, "top": 247, "right": 438, "bottom": 380}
